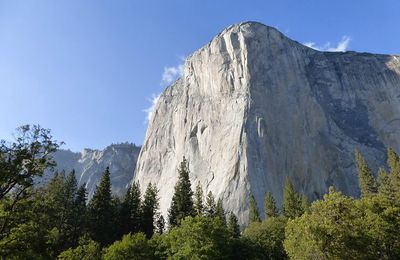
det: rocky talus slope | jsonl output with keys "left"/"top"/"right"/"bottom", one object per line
{"left": 134, "top": 22, "right": 400, "bottom": 224}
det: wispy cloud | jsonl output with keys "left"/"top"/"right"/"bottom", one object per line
{"left": 160, "top": 57, "right": 185, "bottom": 86}
{"left": 144, "top": 57, "right": 186, "bottom": 123}
{"left": 304, "top": 36, "right": 351, "bottom": 52}
{"left": 143, "top": 93, "right": 161, "bottom": 123}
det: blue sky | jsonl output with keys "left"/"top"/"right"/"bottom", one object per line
{"left": 1, "top": 0, "right": 399, "bottom": 151}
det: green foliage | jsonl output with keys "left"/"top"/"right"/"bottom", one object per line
{"left": 215, "top": 198, "right": 226, "bottom": 225}
{"left": 162, "top": 216, "right": 232, "bottom": 259}
{"left": 194, "top": 182, "right": 204, "bottom": 216}
{"left": 227, "top": 212, "right": 240, "bottom": 239}
{"left": 155, "top": 214, "right": 165, "bottom": 235}
{"left": 264, "top": 192, "right": 279, "bottom": 218}
{"left": 0, "top": 125, "right": 60, "bottom": 201}
{"left": 284, "top": 188, "right": 370, "bottom": 259}
{"left": 141, "top": 183, "right": 159, "bottom": 238}
{"left": 103, "top": 232, "right": 155, "bottom": 260}
{"left": 282, "top": 177, "right": 303, "bottom": 219}
{"left": 204, "top": 191, "right": 216, "bottom": 217}
{"left": 168, "top": 157, "right": 194, "bottom": 227}
{"left": 88, "top": 167, "right": 115, "bottom": 246}
{"left": 243, "top": 217, "right": 287, "bottom": 260}
{"left": 58, "top": 236, "right": 101, "bottom": 260}
{"left": 249, "top": 195, "right": 261, "bottom": 223}
{"left": 120, "top": 182, "right": 142, "bottom": 236}
{"left": 355, "top": 150, "right": 378, "bottom": 197}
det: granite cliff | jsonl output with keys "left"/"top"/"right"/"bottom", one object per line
{"left": 134, "top": 22, "right": 400, "bottom": 224}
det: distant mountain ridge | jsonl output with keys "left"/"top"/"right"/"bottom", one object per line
{"left": 47, "top": 143, "right": 141, "bottom": 199}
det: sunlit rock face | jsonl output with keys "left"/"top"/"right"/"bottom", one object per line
{"left": 50, "top": 143, "right": 141, "bottom": 199}
{"left": 134, "top": 21, "right": 400, "bottom": 225}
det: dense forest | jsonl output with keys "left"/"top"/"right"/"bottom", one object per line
{"left": 1, "top": 125, "right": 399, "bottom": 259}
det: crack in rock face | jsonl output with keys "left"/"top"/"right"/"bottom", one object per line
{"left": 133, "top": 21, "right": 400, "bottom": 225}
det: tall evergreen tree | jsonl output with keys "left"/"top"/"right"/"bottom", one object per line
{"left": 227, "top": 212, "right": 240, "bottom": 239}
{"left": 355, "top": 150, "right": 378, "bottom": 197}
{"left": 168, "top": 157, "right": 194, "bottom": 227}
{"left": 386, "top": 148, "right": 400, "bottom": 204}
{"left": 194, "top": 182, "right": 204, "bottom": 216}
{"left": 215, "top": 198, "right": 226, "bottom": 225}
{"left": 204, "top": 191, "right": 216, "bottom": 217}
{"left": 249, "top": 194, "right": 261, "bottom": 223}
{"left": 72, "top": 184, "right": 87, "bottom": 246}
{"left": 282, "top": 177, "right": 303, "bottom": 219}
{"left": 60, "top": 170, "right": 78, "bottom": 249}
{"left": 120, "top": 182, "right": 141, "bottom": 235}
{"left": 141, "top": 183, "right": 159, "bottom": 238}
{"left": 88, "top": 167, "right": 115, "bottom": 246}
{"left": 264, "top": 192, "right": 279, "bottom": 218}
{"left": 155, "top": 214, "right": 165, "bottom": 235}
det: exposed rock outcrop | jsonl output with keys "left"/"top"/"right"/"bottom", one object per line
{"left": 48, "top": 143, "right": 141, "bottom": 199}
{"left": 134, "top": 22, "right": 400, "bottom": 224}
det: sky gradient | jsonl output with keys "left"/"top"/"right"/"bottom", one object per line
{"left": 1, "top": 0, "right": 399, "bottom": 151}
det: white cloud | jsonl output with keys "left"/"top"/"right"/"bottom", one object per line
{"left": 160, "top": 57, "right": 185, "bottom": 86}
{"left": 303, "top": 36, "right": 351, "bottom": 52}
{"left": 143, "top": 93, "right": 161, "bottom": 123}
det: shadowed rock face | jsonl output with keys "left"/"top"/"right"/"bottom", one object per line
{"left": 134, "top": 21, "right": 400, "bottom": 225}
{"left": 48, "top": 143, "right": 141, "bottom": 199}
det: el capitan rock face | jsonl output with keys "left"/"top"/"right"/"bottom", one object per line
{"left": 134, "top": 22, "right": 400, "bottom": 224}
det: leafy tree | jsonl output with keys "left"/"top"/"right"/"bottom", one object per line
{"left": 103, "top": 233, "right": 155, "bottom": 260}
{"left": 284, "top": 187, "right": 369, "bottom": 259}
{"left": 204, "top": 191, "right": 216, "bottom": 217}
{"left": 0, "top": 125, "right": 60, "bottom": 201}
{"left": 0, "top": 125, "right": 60, "bottom": 241}
{"left": 264, "top": 192, "right": 279, "bottom": 218}
{"left": 194, "top": 182, "right": 204, "bottom": 216}
{"left": 87, "top": 167, "right": 115, "bottom": 246}
{"left": 168, "top": 157, "right": 194, "bottom": 227}
{"left": 249, "top": 195, "right": 261, "bottom": 223}
{"left": 282, "top": 177, "right": 303, "bottom": 219}
{"left": 227, "top": 212, "right": 240, "bottom": 239}
{"left": 57, "top": 236, "right": 101, "bottom": 260}
{"left": 162, "top": 216, "right": 232, "bottom": 259}
{"left": 243, "top": 217, "right": 287, "bottom": 259}
{"left": 141, "top": 183, "right": 159, "bottom": 238}
{"left": 355, "top": 150, "right": 378, "bottom": 197}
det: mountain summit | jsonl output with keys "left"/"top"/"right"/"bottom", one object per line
{"left": 133, "top": 22, "right": 400, "bottom": 224}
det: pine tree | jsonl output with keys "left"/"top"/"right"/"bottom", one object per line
{"left": 155, "top": 214, "right": 165, "bottom": 234}
{"left": 387, "top": 148, "right": 400, "bottom": 200}
{"left": 283, "top": 177, "right": 303, "bottom": 219}
{"left": 204, "top": 191, "right": 216, "bottom": 217}
{"left": 355, "top": 150, "right": 378, "bottom": 197}
{"left": 141, "top": 183, "right": 159, "bottom": 238}
{"left": 227, "top": 212, "right": 240, "bottom": 238}
{"left": 88, "top": 167, "right": 115, "bottom": 246}
{"left": 72, "top": 184, "right": 87, "bottom": 246}
{"left": 264, "top": 192, "right": 279, "bottom": 218}
{"left": 301, "top": 194, "right": 310, "bottom": 213}
{"left": 388, "top": 147, "right": 400, "bottom": 175}
{"left": 121, "top": 182, "right": 142, "bottom": 235}
{"left": 168, "top": 157, "right": 194, "bottom": 227}
{"left": 215, "top": 198, "right": 226, "bottom": 225}
{"left": 249, "top": 194, "right": 261, "bottom": 223}
{"left": 61, "top": 170, "right": 78, "bottom": 249}
{"left": 194, "top": 182, "right": 204, "bottom": 216}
